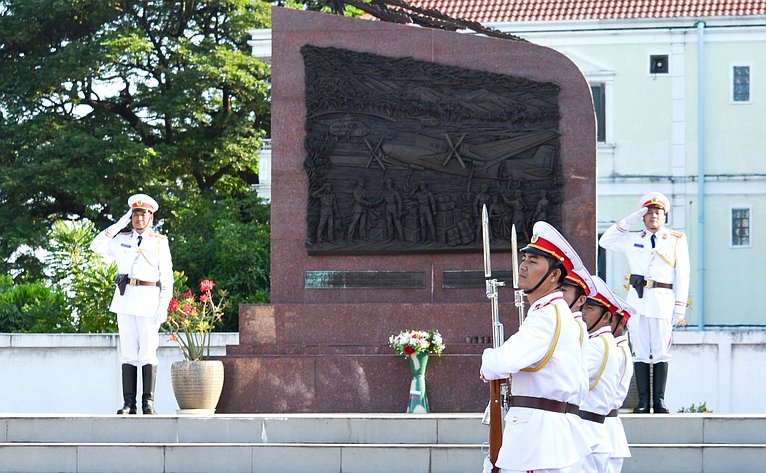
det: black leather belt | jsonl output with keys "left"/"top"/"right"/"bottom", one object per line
{"left": 646, "top": 280, "right": 673, "bottom": 290}
{"left": 129, "top": 278, "right": 161, "bottom": 287}
{"left": 607, "top": 409, "right": 618, "bottom": 417}
{"left": 577, "top": 409, "right": 607, "bottom": 423}
{"left": 510, "top": 395, "right": 579, "bottom": 415}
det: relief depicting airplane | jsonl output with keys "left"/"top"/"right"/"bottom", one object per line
{"left": 379, "top": 129, "right": 559, "bottom": 182}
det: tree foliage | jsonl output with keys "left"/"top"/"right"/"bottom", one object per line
{"left": 0, "top": 0, "right": 272, "bottom": 330}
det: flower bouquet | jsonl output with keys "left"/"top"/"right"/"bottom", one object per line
{"left": 388, "top": 329, "right": 445, "bottom": 413}
{"left": 165, "top": 279, "right": 228, "bottom": 361}
{"left": 388, "top": 329, "right": 445, "bottom": 357}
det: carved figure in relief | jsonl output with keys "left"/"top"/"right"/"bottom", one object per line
{"left": 409, "top": 182, "right": 437, "bottom": 242}
{"left": 311, "top": 183, "right": 340, "bottom": 243}
{"left": 382, "top": 179, "right": 405, "bottom": 241}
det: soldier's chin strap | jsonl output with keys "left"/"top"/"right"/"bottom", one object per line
{"left": 524, "top": 261, "right": 562, "bottom": 296}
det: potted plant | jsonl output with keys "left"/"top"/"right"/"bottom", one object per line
{"left": 164, "top": 279, "right": 228, "bottom": 414}
{"left": 388, "top": 329, "right": 445, "bottom": 413}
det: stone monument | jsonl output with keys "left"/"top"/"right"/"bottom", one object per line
{"left": 216, "top": 7, "right": 596, "bottom": 413}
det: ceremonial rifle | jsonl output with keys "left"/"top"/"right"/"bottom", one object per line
{"left": 481, "top": 205, "right": 506, "bottom": 473}
{"left": 511, "top": 224, "right": 526, "bottom": 324}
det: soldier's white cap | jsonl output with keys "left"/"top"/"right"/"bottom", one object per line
{"left": 520, "top": 221, "right": 578, "bottom": 278}
{"left": 565, "top": 263, "right": 596, "bottom": 297}
{"left": 128, "top": 194, "right": 158, "bottom": 213}
{"left": 585, "top": 275, "right": 620, "bottom": 315}
{"left": 639, "top": 191, "right": 670, "bottom": 212}
{"left": 613, "top": 295, "right": 636, "bottom": 322}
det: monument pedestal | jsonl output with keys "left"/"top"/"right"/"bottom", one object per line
{"left": 217, "top": 302, "right": 513, "bottom": 413}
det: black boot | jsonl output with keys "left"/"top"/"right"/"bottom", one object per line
{"left": 633, "top": 362, "right": 650, "bottom": 414}
{"left": 652, "top": 362, "right": 670, "bottom": 413}
{"left": 141, "top": 364, "right": 157, "bottom": 415}
{"left": 117, "top": 364, "right": 137, "bottom": 415}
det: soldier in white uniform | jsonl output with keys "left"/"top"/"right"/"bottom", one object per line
{"left": 599, "top": 191, "right": 690, "bottom": 413}
{"left": 481, "top": 222, "right": 591, "bottom": 473}
{"left": 578, "top": 275, "right": 622, "bottom": 473}
{"left": 90, "top": 194, "right": 173, "bottom": 415}
{"left": 606, "top": 297, "right": 636, "bottom": 473}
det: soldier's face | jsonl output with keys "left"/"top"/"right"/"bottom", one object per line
{"left": 519, "top": 252, "right": 559, "bottom": 293}
{"left": 582, "top": 303, "right": 610, "bottom": 331}
{"left": 643, "top": 206, "right": 665, "bottom": 231}
{"left": 132, "top": 210, "right": 152, "bottom": 233}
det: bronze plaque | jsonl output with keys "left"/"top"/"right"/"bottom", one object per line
{"left": 305, "top": 270, "right": 426, "bottom": 289}
{"left": 302, "top": 45, "right": 563, "bottom": 256}
{"left": 442, "top": 270, "right": 514, "bottom": 289}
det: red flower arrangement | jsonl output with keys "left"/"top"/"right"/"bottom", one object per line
{"left": 164, "top": 279, "right": 227, "bottom": 361}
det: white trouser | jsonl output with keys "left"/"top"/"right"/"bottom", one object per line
{"left": 627, "top": 314, "right": 673, "bottom": 363}
{"left": 606, "top": 458, "right": 624, "bottom": 473}
{"left": 483, "top": 456, "right": 583, "bottom": 473}
{"left": 581, "top": 452, "right": 609, "bottom": 473}
{"left": 117, "top": 314, "right": 161, "bottom": 366}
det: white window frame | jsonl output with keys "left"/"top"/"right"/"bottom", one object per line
{"left": 589, "top": 77, "right": 614, "bottom": 145}
{"left": 730, "top": 205, "right": 752, "bottom": 248}
{"left": 731, "top": 63, "right": 752, "bottom": 104}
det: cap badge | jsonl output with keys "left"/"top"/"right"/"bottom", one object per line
{"left": 530, "top": 234, "right": 539, "bottom": 243}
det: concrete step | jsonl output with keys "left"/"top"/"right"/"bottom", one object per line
{"left": 1, "top": 413, "right": 765, "bottom": 473}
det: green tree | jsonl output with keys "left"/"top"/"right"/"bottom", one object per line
{"left": 0, "top": 1, "right": 270, "bottom": 269}
{"left": 0, "top": 0, "right": 272, "bottom": 319}
{"left": 167, "top": 191, "right": 270, "bottom": 331}
{"left": 0, "top": 274, "right": 72, "bottom": 332}
{"left": 48, "top": 219, "right": 118, "bottom": 332}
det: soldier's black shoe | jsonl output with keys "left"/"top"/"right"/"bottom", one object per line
{"left": 118, "top": 364, "right": 138, "bottom": 415}
{"left": 633, "top": 362, "right": 651, "bottom": 414}
{"left": 652, "top": 362, "right": 670, "bottom": 413}
{"left": 141, "top": 364, "right": 158, "bottom": 415}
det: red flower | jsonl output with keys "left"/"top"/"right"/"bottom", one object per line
{"left": 183, "top": 289, "right": 193, "bottom": 299}
{"left": 200, "top": 279, "right": 215, "bottom": 293}
{"left": 402, "top": 345, "right": 416, "bottom": 355}
{"left": 200, "top": 293, "right": 209, "bottom": 302}
{"left": 168, "top": 298, "right": 179, "bottom": 312}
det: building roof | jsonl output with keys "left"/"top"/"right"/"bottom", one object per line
{"left": 408, "top": 0, "right": 766, "bottom": 23}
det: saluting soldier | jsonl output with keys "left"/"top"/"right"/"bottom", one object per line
{"left": 481, "top": 222, "right": 591, "bottom": 473}
{"left": 606, "top": 297, "right": 636, "bottom": 473}
{"left": 578, "top": 275, "right": 622, "bottom": 473}
{"left": 90, "top": 194, "right": 173, "bottom": 415}
{"left": 599, "top": 192, "right": 690, "bottom": 413}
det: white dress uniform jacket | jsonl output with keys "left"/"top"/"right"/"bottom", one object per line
{"left": 579, "top": 326, "right": 621, "bottom": 456}
{"left": 606, "top": 335, "right": 633, "bottom": 468}
{"left": 481, "top": 292, "right": 592, "bottom": 471}
{"left": 90, "top": 229, "right": 173, "bottom": 318}
{"left": 598, "top": 225, "right": 690, "bottom": 322}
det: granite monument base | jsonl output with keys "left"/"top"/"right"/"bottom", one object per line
{"left": 216, "top": 302, "right": 516, "bottom": 413}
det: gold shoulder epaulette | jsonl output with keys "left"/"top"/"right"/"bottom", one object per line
{"left": 153, "top": 233, "right": 168, "bottom": 240}
{"left": 670, "top": 229, "right": 685, "bottom": 238}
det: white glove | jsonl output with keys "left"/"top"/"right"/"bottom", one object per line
{"left": 673, "top": 310, "right": 686, "bottom": 327}
{"left": 106, "top": 210, "right": 133, "bottom": 236}
{"left": 153, "top": 308, "right": 167, "bottom": 325}
{"left": 482, "top": 455, "right": 494, "bottom": 473}
{"left": 622, "top": 207, "right": 648, "bottom": 227}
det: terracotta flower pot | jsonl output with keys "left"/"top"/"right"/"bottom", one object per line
{"left": 170, "top": 360, "right": 224, "bottom": 414}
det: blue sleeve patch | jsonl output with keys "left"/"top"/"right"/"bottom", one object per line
{"left": 120, "top": 243, "right": 132, "bottom": 248}
{"left": 633, "top": 243, "right": 644, "bottom": 248}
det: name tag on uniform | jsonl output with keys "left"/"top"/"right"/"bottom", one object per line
{"left": 120, "top": 243, "right": 132, "bottom": 248}
{"left": 634, "top": 243, "right": 644, "bottom": 248}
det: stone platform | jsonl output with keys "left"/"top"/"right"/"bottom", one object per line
{"left": 1, "top": 413, "right": 765, "bottom": 473}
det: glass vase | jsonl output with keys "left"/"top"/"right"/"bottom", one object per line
{"left": 406, "top": 352, "right": 429, "bottom": 413}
